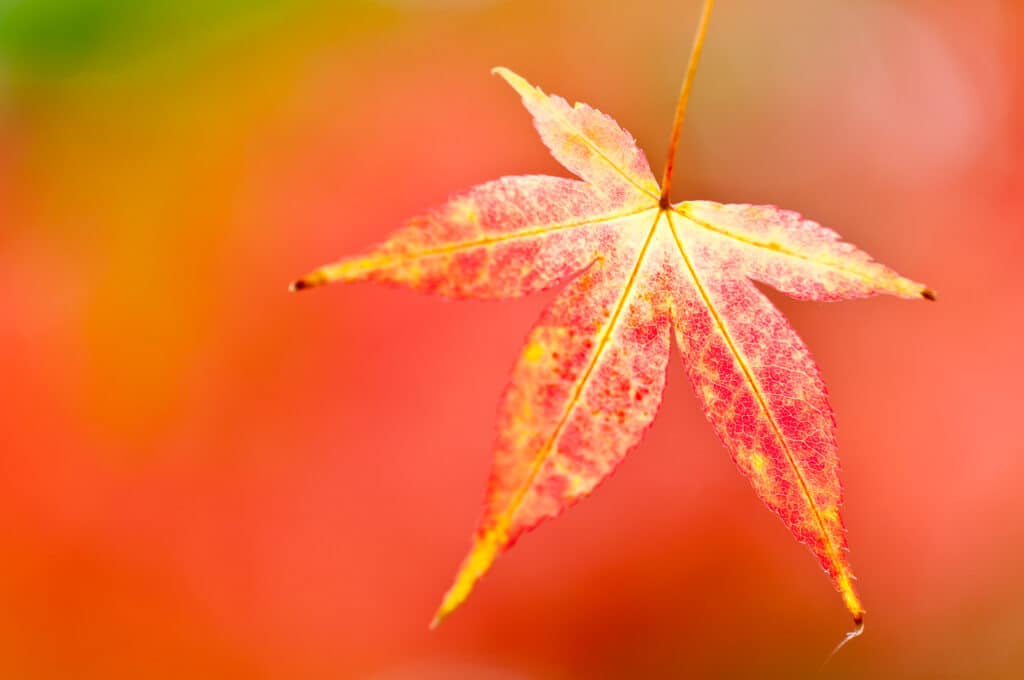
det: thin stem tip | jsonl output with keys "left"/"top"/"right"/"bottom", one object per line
{"left": 822, "top": 614, "right": 866, "bottom": 669}
{"left": 659, "top": 0, "right": 716, "bottom": 204}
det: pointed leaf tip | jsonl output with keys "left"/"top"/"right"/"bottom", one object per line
{"left": 289, "top": 269, "right": 331, "bottom": 292}
{"left": 823, "top": 614, "right": 866, "bottom": 668}
{"left": 491, "top": 67, "right": 531, "bottom": 96}
{"left": 489, "top": 66, "right": 659, "bottom": 200}
{"left": 431, "top": 533, "right": 502, "bottom": 626}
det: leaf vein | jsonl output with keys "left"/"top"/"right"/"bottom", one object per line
{"left": 486, "top": 210, "right": 663, "bottom": 540}
{"left": 335, "top": 205, "right": 657, "bottom": 276}
{"left": 675, "top": 205, "right": 886, "bottom": 289}
{"left": 665, "top": 210, "right": 848, "bottom": 585}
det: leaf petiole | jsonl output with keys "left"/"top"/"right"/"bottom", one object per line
{"left": 659, "top": 0, "right": 715, "bottom": 206}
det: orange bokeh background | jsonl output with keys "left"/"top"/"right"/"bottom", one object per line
{"left": 2, "top": 1, "right": 1022, "bottom": 677}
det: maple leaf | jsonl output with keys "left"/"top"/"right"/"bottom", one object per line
{"left": 291, "top": 1, "right": 932, "bottom": 634}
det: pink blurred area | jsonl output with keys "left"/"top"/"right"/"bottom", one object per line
{"left": 1, "top": 0, "right": 1022, "bottom": 677}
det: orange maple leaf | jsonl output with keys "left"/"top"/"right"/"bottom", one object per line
{"left": 291, "top": 1, "right": 932, "bottom": 634}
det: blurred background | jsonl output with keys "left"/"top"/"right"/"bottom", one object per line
{"left": 1, "top": 0, "right": 1021, "bottom": 677}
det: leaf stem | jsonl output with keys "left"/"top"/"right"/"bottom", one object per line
{"left": 659, "top": 0, "right": 715, "bottom": 206}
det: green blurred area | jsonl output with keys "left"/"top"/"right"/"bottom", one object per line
{"left": 0, "top": 0, "right": 376, "bottom": 79}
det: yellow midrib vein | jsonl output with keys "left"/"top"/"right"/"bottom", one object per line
{"left": 317, "top": 205, "right": 657, "bottom": 278}
{"left": 485, "top": 210, "right": 662, "bottom": 541}
{"left": 664, "top": 210, "right": 850, "bottom": 591}
{"left": 542, "top": 98, "right": 660, "bottom": 201}
{"left": 674, "top": 205, "right": 901, "bottom": 291}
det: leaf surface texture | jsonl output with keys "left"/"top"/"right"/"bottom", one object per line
{"left": 293, "top": 70, "right": 932, "bottom": 626}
